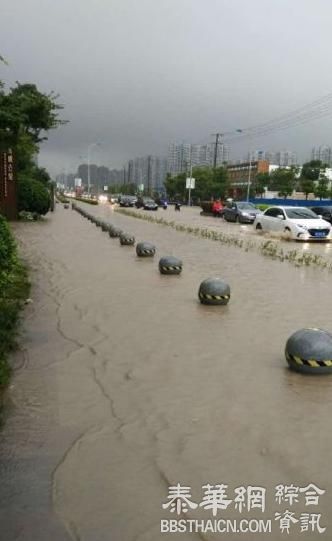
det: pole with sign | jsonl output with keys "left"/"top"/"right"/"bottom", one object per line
{"left": 186, "top": 176, "right": 195, "bottom": 206}
{"left": 0, "top": 148, "right": 17, "bottom": 220}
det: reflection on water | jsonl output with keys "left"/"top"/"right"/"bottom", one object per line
{"left": 0, "top": 203, "right": 331, "bottom": 541}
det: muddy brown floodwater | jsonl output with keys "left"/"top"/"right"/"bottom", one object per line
{"left": 1, "top": 202, "right": 332, "bottom": 541}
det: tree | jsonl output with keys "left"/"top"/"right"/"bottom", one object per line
{"left": 107, "top": 182, "right": 137, "bottom": 195}
{"left": 164, "top": 166, "right": 229, "bottom": 202}
{"left": 0, "top": 83, "right": 67, "bottom": 149}
{"left": 299, "top": 160, "right": 327, "bottom": 199}
{"left": 299, "top": 177, "right": 315, "bottom": 200}
{"left": 255, "top": 172, "right": 270, "bottom": 197}
{"left": 270, "top": 168, "right": 296, "bottom": 199}
{"left": 0, "top": 70, "right": 67, "bottom": 214}
{"left": 301, "top": 160, "right": 323, "bottom": 181}
{"left": 314, "top": 175, "right": 329, "bottom": 200}
{"left": 31, "top": 166, "right": 51, "bottom": 185}
{"left": 164, "top": 172, "right": 186, "bottom": 200}
{"left": 18, "top": 177, "right": 51, "bottom": 215}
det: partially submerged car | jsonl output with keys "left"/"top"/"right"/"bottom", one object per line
{"left": 311, "top": 206, "right": 332, "bottom": 224}
{"left": 136, "top": 197, "right": 158, "bottom": 210}
{"left": 254, "top": 206, "right": 332, "bottom": 241}
{"left": 223, "top": 201, "right": 261, "bottom": 223}
{"left": 119, "top": 195, "right": 138, "bottom": 207}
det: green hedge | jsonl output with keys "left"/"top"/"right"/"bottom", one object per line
{"left": 75, "top": 197, "right": 98, "bottom": 205}
{"left": 56, "top": 193, "right": 70, "bottom": 204}
{"left": 256, "top": 203, "right": 273, "bottom": 211}
{"left": 18, "top": 177, "right": 51, "bottom": 215}
{"left": 0, "top": 215, "right": 30, "bottom": 390}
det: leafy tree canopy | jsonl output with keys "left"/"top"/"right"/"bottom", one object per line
{"left": 1, "top": 56, "right": 67, "bottom": 215}
{"left": 0, "top": 82, "right": 67, "bottom": 148}
{"left": 17, "top": 177, "right": 51, "bottom": 215}
{"left": 165, "top": 166, "right": 229, "bottom": 201}
{"left": 255, "top": 172, "right": 270, "bottom": 196}
{"left": 314, "top": 175, "right": 329, "bottom": 200}
{"left": 270, "top": 168, "right": 296, "bottom": 199}
{"left": 301, "top": 160, "right": 325, "bottom": 181}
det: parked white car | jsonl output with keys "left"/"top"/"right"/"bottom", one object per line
{"left": 254, "top": 206, "right": 332, "bottom": 241}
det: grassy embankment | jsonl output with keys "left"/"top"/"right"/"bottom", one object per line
{"left": 0, "top": 215, "right": 30, "bottom": 408}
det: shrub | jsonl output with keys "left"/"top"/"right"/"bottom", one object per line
{"left": 56, "top": 193, "right": 70, "bottom": 204}
{"left": 0, "top": 215, "right": 16, "bottom": 270}
{"left": 255, "top": 204, "right": 273, "bottom": 211}
{"left": 0, "top": 215, "right": 30, "bottom": 390}
{"left": 18, "top": 177, "right": 51, "bottom": 215}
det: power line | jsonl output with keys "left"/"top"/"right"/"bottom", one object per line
{"left": 168, "top": 92, "right": 332, "bottom": 164}
{"left": 224, "top": 93, "right": 332, "bottom": 143}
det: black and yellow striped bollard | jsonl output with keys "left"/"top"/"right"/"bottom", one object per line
{"left": 198, "top": 278, "right": 230, "bottom": 306}
{"left": 285, "top": 328, "right": 332, "bottom": 374}
{"left": 136, "top": 242, "right": 156, "bottom": 257}
{"left": 120, "top": 233, "right": 135, "bottom": 246}
{"left": 159, "top": 256, "right": 182, "bottom": 275}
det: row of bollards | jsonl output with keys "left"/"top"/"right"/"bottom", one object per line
{"left": 71, "top": 203, "right": 332, "bottom": 375}
{"left": 72, "top": 203, "right": 230, "bottom": 304}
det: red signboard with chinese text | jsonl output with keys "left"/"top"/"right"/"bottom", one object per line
{"left": 0, "top": 149, "right": 17, "bottom": 220}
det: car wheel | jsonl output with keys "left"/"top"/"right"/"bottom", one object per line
{"left": 235, "top": 215, "right": 239, "bottom": 223}
{"left": 284, "top": 227, "right": 292, "bottom": 240}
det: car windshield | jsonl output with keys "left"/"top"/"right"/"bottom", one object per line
{"left": 285, "top": 208, "right": 318, "bottom": 219}
{"left": 237, "top": 203, "right": 256, "bottom": 210}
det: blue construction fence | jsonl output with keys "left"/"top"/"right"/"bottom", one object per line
{"left": 250, "top": 198, "right": 332, "bottom": 207}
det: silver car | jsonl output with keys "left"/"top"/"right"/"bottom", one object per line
{"left": 223, "top": 202, "right": 261, "bottom": 223}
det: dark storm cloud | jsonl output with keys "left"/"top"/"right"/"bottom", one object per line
{"left": 2, "top": 0, "right": 332, "bottom": 174}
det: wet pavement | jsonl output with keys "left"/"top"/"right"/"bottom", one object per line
{"left": 1, "top": 202, "right": 332, "bottom": 540}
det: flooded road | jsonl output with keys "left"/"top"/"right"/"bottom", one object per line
{"left": 122, "top": 204, "right": 332, "bottom": 263}
{"left": 1, "top": 202, "right": 332, "bottom": 540}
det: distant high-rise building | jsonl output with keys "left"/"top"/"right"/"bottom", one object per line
{"left": 311, "top": 145, "right": 332, "bottom": 165}
{"left": 273, "top": 150, "right": 297, "bottom": 167}
{"left": 167, "top": 142, "right": 229, "bottom": 175}
{"left": 247, "top": 150, "right": 297, "bottom": 166}
{"left": 167, "top": 143, "right": 192, "bottom": 175}
{"left": 127, "top": 155, "right": 167, "bottom": 192}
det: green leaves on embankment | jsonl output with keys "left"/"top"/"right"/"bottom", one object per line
{"left": 0, "top": 215, "right": 30, "bottom": 389}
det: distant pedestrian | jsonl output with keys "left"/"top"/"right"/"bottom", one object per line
{"left": 212, "top": 200, "right": 223, "bottom": 217}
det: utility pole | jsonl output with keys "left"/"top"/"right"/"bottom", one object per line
{"left": 212, "top": 133, "right": 223, "bottom": 169}
{"left": 188, "top": 145, "right": 192, "bottom": 206}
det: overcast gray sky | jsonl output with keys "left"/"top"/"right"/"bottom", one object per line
{"left": 2, "top": 0, "right": 332, "bottom": 175}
